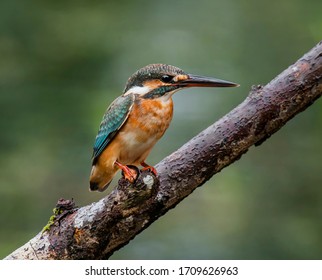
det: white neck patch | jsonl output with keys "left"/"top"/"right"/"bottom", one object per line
{"left": 124, "top": 85, "right": 151, "bottom": 96}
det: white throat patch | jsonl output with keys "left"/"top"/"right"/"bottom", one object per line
{"left": 124, "top": 85, "right": 151, "bottom": 96}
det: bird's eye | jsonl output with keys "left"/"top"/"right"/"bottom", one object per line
{"left": 160, "top": 75, "right": 173, "bottom": 83}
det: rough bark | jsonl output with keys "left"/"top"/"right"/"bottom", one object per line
{"left": 5, "top": 41, "right": 322, "bottom": 260}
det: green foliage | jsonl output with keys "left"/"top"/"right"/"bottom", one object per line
{"left": 42, "top": 208, "right": 61, "bottom": 233}
{"left": 0, "top": 0, "right": 322, "bottom": 259}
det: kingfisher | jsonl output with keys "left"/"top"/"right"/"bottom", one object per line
{"left": 90, "top": 64, "right": 238, "bottom": 192}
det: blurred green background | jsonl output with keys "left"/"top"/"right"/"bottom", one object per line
{"left": 1, "top": 0, "right": 322, "bottom": 259}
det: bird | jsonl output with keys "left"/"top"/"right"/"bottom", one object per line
{"left": 89, "top": 64, "right": 238, "bottom": 192}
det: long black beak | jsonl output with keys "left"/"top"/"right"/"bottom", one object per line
{"left": 179, "top": 74, "right": 239, "bottom": 88}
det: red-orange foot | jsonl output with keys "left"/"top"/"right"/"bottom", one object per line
{"left": 114, "top": 161, "right": 138, "bottom": 183}
{"left": 140, "top": 161, "right": 158, "bottom": 176}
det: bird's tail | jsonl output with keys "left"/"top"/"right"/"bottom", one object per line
{"left": 89, "top": 163, "right": 116, "bottom": 192}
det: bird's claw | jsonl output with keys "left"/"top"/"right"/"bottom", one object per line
{"left": 140, "top": 162, "right": 158, "bottom": 176}
{"left": 115, "top": 161, "right": 139, "bottom": 183}
{"left": 122, "top": 165, "right": 139, "bottom": 183}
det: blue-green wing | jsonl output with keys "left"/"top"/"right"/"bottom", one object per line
{"left": 92, "top": 94, "right": 134, "bottom": 164}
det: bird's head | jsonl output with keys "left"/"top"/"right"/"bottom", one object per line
{"left": 123, "top": 64, "right": 238, "bottom": 99}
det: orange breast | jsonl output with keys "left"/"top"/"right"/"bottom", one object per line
{"left": 127, "top": 97, "right": 174, "bottom": 141}
{"left": 115, "top": 97, "right": 174, "bottom": 165}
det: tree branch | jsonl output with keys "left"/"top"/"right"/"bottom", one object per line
{"left": 5, "top": 41, "right": 322, "bottom": 260}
